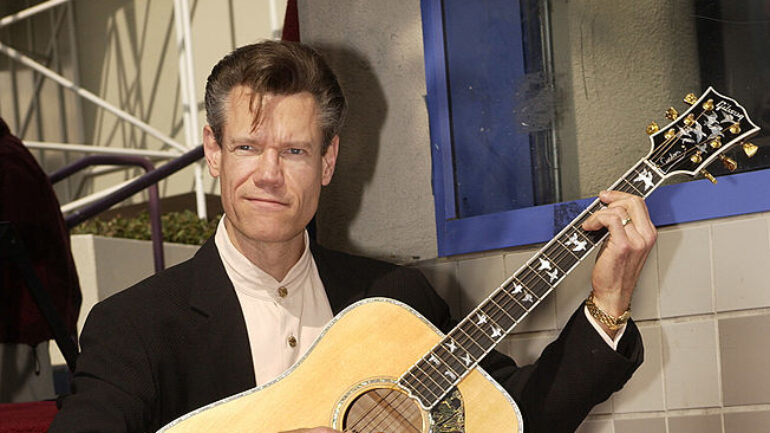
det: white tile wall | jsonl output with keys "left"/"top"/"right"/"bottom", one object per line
{"left": 411, "top": 211, "right": 770, "bottom": 430}
{"left": 661, "top": 319, "right": 721, "bottom": 409}
{"left": 613, "top": 325, "right": 665, "bottom": 413}
{"left": 631, "top": 244, "right": 660, "bottom": 321}
{"left": 577, "top": 418, "right": 614, "bottom": 433}
{"left": 657, "top": 225, "right": 713, "bottom": 318}
{"left": 712, "top": 218, "right": 770, "bottom": 312}
{"left": 418, "top": 260, "right": 460, "bottom": 318}
{"left": 456, "top": 255, "right": 505, "bottom": 316}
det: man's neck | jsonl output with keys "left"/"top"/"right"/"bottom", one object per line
{"left": 223, "top": 219, "right": 305, "bottom": 281}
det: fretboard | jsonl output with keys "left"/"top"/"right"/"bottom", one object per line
{"left": 399, "top": 159, "right": 665, "bottom": 409}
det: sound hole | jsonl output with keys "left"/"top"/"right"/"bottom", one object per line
{"left": 342, "top": 388, "right": 425, "bottom": 433}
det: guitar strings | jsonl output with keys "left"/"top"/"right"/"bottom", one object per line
{"left": 346, "top": 389, "right": 422, "bottom": 433}
{"left": 366, "top": 394, "right": 422, "bottom": 433}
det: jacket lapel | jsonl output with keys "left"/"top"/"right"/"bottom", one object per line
{"left": 187, "top": 238, "right": 256, "bottom": 393}
{"left": 310, "top": 242, "right": 367, "bottom": 314}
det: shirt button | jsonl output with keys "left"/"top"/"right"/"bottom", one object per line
{"left": 278, "top": 286, "right": 288, "bottom": 298}
{"left": 287, "top": 336, "right": 297, "bottom": 348}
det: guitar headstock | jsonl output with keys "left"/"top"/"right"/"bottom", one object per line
{"left": 645, "top": 87, "right": 760, "bottom": 181}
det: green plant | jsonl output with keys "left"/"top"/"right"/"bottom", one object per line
{"left": 72, "top": 210, "right": 220, "bottom": 245}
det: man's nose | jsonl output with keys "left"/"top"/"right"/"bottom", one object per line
{"left": 252, "top": 151, "right": 284, "bottom": 188}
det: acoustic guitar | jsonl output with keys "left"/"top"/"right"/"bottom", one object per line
{"left": 158, "top": 88, "right": 759, "bottom": 433}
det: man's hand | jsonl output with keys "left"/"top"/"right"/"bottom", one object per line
{"left": 581, "top": 190, "right": 657, "bottom": 337}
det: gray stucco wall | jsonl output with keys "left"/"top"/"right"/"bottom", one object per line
{"left": 299, "top": 0, "right": 438, "bottom": 262}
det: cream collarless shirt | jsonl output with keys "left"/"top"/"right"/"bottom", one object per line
{"left": 214, "top": 217, "right": 333, "bottom": 386}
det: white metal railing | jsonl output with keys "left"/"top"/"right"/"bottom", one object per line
{"left": 0, "top": 0, "right": 214, "bottom": 219}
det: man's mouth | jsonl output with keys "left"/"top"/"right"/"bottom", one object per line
{"left": 246, "top": 197, "right": 289, "bottom": 208}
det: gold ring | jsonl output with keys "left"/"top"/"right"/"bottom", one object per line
{"left": 621, "top": 217, "right": 632, "bottom": 226}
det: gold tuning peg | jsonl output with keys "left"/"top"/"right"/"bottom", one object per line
{"left": 702, "top": 99, "right": 714, "bottom": 112}
{"left": 729, "top": 123, "right": 742, "bottom": 134}
{"left": 646, "top": 121, "right": 660, "bottom": 135}
{"left": 743, "top": 142, "right": 758, "bottom": 158}
{"left": 690, "top": 152, "right": 703, "bottom": 164}
{"left": 720, "top": 154, "right": 738, "bottom": 172}
{"left": 665, "top": 107, "right": 679, "bottom": 120}
{"left": 701, "top": 169, "right": 717, "bottom": 184}
{"left": 684, "top": 93, "right": 698, "bottom": 105}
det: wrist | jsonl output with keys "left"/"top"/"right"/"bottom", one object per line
{"left": 585, "top": 292, "right": 631, "bottom": 331}
{"left": 589, "top": 289, "right": 631, "bottom": 317}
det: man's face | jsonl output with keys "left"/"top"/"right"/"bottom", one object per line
{"left": 203, "top": 87, "right": 338, "bottom": 249}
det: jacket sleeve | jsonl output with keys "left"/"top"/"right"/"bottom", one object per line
{"left": 48, "top": 300, "right": 157, "bottom": 433}
{"left": 403, "top": 267, "right": 643, "bottom": 433}
{"left": 480, "top": 307, "right": 642, "bottom": 433}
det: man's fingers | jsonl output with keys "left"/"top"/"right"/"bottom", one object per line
{"left": 583, "top": 191, "right": 656, "bottom": 247}
{"left": 582, "top": 206, "right": 631, "bottom": 246}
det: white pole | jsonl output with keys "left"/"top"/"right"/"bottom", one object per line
{"left": 0, "top": 0, "right": 71, "bottom": 29}
{"left": 61, "top": 177, "right": 140, "bottom": 214}
{"left": 0, "top": 40, "right": 188, "bottom": 153}
{"left": 174, "top": 0, "right": 208, "bottom": 219}
{"left": 268, "top": 0, "right": 282, "bottom": 40}
{"left": 25, "top": 141, "right": 179, "bottom": 159}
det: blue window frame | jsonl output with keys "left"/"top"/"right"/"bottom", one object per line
{"left": 421, "top": 0, "right": 770, "bottom": 257}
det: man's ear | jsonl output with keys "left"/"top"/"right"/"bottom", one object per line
{"left": 202, "top": 125, "right": 221, "bottom": 178}
{"left": 321, "top": 135, "right": 339, "bottom": 186}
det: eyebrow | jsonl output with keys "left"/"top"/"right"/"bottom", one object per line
{"left": 228, "top": 137, "right": 314, "bottom": 148}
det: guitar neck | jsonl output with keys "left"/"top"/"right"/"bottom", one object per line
{"left": 399, "top": 159, "right": 665, "bottom": 409}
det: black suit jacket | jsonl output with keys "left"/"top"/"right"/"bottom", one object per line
{"left": 50, "top": 238, "right": 642, "bottom": 433}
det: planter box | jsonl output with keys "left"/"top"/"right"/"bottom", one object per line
{"left": 49, "top": 235, "right": 200, "bottom": 366}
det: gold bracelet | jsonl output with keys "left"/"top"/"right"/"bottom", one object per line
{"left": 585, "top": 293, "right": 631, "bottom": 331}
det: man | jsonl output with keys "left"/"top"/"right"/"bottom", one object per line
{"left": 50, "top": 40, "right": 655, "bottom": 433}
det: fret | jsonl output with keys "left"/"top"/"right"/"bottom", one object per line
{"left": 402, "top": 370, "right": 437, "bottom": 403}
{"left": 553, "top": 236, "right": 581, "bottom": 259}
{"left": 524, "top": 264, "right": 554, "bottom": 296}
{"left": 486, "top": 297, "right": 517, "bottom": 331}
{"left": 554, "top": 235, "right": 588, "bottom": 264}
{"left": 628, "top": 163, "right": 661, "bottom": 196}
{"left": 496, "top": 287, "right": 528, "bottom": 320}
{"left": 457, "top": 318, "right": 494, "bottom": 349}
{"left": 536, "top": 254, "right": 563, "bottom": 286}
{"left": 506, "top": 276, "right": 542, "bottom": 306}
{"left": 473, "top": 306, "right": 502, "bottom": 330}
{"left": 586, "top": 200, "right": 608, "bottom": 215}
{"left": 477, "top": 314, "right": 506, "bottom": 342}
{"left": 618, "top": 178, "right": 643, "bottom": 196}
{"left": 571, "top": 202, "right": 609, "bottom": 244}
{"left": 579, "top": 224, "right": 608, "bottom": 245}
{"left": 414, "top": 358, "right": 450, "bottom": 391}
{"left": 477, "top": 302, "right": 512, "bottom": 334}
{"left": 435, "top": 345, "right": 468, "bottom": 379}
{"left": 560, "top": 226, "right": 595, "bottom": 253}
{"left": 444, "top": 332, "right": 480, "bottom": 366}
{"left": 454, "top": 325, "right": 486, "bottom": 359}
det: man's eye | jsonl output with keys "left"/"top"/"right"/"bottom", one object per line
{"left": 237, "top": 145, "right": 253, "bottom": 151}
{"left": 287, "top": 148, "right": 304, "bottom": 155}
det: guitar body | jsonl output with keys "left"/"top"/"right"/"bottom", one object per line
{"left": 159, "top": 299, "right": 522, "bottom": 433}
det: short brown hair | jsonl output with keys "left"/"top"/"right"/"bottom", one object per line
{"left": 204, "top": 40, "right": 347, "bottom": 152}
